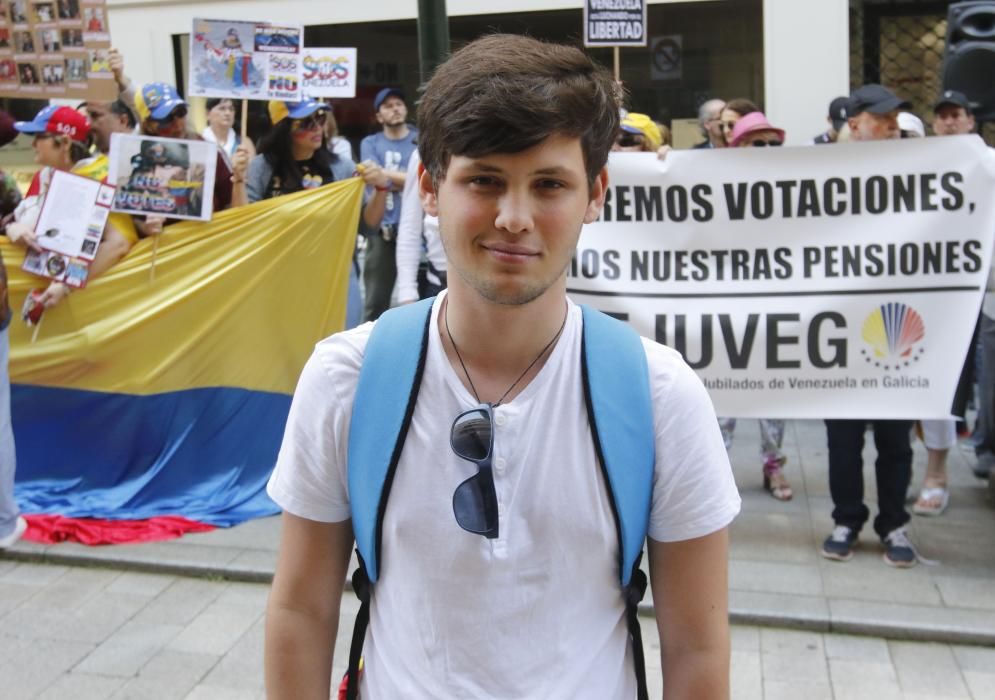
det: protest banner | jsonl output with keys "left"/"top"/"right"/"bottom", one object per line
{"left": 0, "top": 0, "right": 116, "bottom": 99}
{"left": 107, "top": 133, "right": 218, "bottom": 221}
{"left": 189, "top": 17, "right": 303, "bottom": 102}
{"left": 20, "top": 169, "right": 113, "bottom": 288}
{"left": 4, "top": 178, "right": 364, "bottom": 544}
{"left": 571, "top": 136, "right": 995, "bottom": 419}
{"left": 584, "top": 0, "right": 647, "bottom": 47}
{"left": 301, "top": 47, "right": 356, "bottom": 98}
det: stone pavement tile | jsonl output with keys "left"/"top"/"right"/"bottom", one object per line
{"left": 830, "top": 599, "right": 995, "bottom": 644}
{"left": 0, "top": 591, "right": 143, "bottom": 645}
{"left": 934, "top": 574, "right": 995, "bottom": 611}
{"left": 106, "top": 571, "right": 176, "bottom": 597}
{"left": 760, "top": 627, "right": 825, "bottom": 655}
{"left": 730, "top": 559, "right": 823, "bottom": 597}
{"left": 951, "top": 644, "right": 995, "bottom": 672}
{"left": 167, "top": 598, "right": 263, "bottom": 656}
{"left": 962, "top": 671, "right": 995, "bottom": 700}
{"left": 0, "top": 559, "right": 17, "bottom": 575}
{"left": 226, "top": 548, "right": 277, "bottom": 575}
{"left": 75, "top": 620, "right": 184, "bottom": 677}
{"left": 731, "top": 625, "right": 761, "bottom": 652}
{"left": 35, "top": 672, "right": 126, "bottom": 700}
{"left": 138, "top": 649, "right": 219, "bottom": 684}
{"left": 828, "top": 658, "right": 897, "bottom": 685}
{"left": 18, "top": 566, "right": 121, "bottom": 611}
{"left": 819, "top": 558, "right": 943, "bottom": 605}
{"left": 131, "top": 577, "right": 226, "bottom": 626}
{"left": 0, "top": 561, "right": 68, "bottom": 585}
{"left": 831, "top": 682, "right": 903, "bottom": 700}
{"left": 729, "top": 512, "right": 821, "bottom": 565}
{"left": 823, "top": 632, "right": 891, "bottom": 663}
{"left": 0, "top": 580, "right": 40, "bottom": 617}
{"left": 0, "top": 637, "right": 94, "bottom": 700}
{"left": 730, "top": 650, "right": 761, "bottom": 700}
{"left": 889, "top": 640, "right": 971, "bottom": 698}
{"left": 762, "top": 680, "right": 832, "bottom": 700}
{"left": 200, "top": 615, "right": 264, "bottom": 690}
{"left": 730, "top": 590, "right": 829, "bottom": 629}
{"left": 760, "top": 646, "right": 829, "bottom": 685}
{"left": 215, "top": 580, "right": 270, "bottom": 608}
{"left": 185, "top": 685, "right": 265, "bottom": 699}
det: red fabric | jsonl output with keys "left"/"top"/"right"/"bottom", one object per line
{"left": 25, "top": 170, "right": 42, "bottom": 198}
{"left": 23, "top": 514, "right": 215, "bottom": 545}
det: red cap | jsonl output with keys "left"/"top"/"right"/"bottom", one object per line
{"left": 15, "top": 105, "right": 90, "bottom": 143}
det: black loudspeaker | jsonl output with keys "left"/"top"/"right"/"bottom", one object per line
{"left": 943, "top": 1, "right": 995, "bottom": 120}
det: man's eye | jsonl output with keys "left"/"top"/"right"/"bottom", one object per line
{"left": 536, "top": 179, "right": 565, "bottom": 190}
{"left": 469, "top": 176, "right": 498, "bottom": 187}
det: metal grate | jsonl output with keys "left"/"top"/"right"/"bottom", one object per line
{"left": 850, "top": 0, "right": 995, "bottom": 142}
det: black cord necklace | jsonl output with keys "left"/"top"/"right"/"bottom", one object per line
{"left": 444, "top": 298, "right": 568, "bottom": 407}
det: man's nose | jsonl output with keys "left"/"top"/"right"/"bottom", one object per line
{"left": 494, "top": 190, "right": 534, "bottom": 234}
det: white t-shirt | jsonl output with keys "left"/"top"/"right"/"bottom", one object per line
{"left": 268, "top": 293, "right": 740, "bottom": 699}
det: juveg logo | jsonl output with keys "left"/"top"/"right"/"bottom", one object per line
{"left": 860, "top": 302, "right": 925, "bottom": 370}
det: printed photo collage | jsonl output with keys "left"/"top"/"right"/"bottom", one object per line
{"left": 0, "top": 0, "right": 115, "bottom": 98}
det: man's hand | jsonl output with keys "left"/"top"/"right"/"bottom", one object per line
{"left": 144, "top": 215, "right": 165, "bottom": 236}
{"left": 108, "top": 48, "right": 127, "bottom": 90}
{"left": 357, "top": 160, "right": 389, "bottom": 190}
{"left": 5, "top": 221, "right": 41, "bottom": 251}
{"left": 38, "top": 281, "right": 71, "bottom": 308}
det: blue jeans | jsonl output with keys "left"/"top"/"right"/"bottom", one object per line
{"left": 0, "top": 327, "right": 18, "bottom": 538}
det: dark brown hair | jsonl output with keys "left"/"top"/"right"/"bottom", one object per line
{"left": 417, "top": 34, "right": 620, "bottom": 187}
{"left": 723, "top": 98, "right": 760, "bottom": 118}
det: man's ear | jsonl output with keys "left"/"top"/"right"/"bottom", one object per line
{"left": 419, "top": 163, "right": 438, "bottom": 216}
{"left": 583, "top": 166, "right": 609, "bottom": 224}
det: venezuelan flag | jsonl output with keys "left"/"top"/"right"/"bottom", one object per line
{"left": 3, "top": 178, "right": 363, "bottom": 543}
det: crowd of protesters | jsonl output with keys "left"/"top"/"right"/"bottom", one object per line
{"left": 0, "top": 41, "right": 990, "bottom": 569}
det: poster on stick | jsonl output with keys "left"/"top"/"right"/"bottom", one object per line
{"left": 107, "top": 133, "right": 218, "bottom": 221}
{"left": 0, "top": 0, "right": 116, "bottom": 99}
{"left": 189, "top": 17, "right": 302, "bottom": 101}
{"left": 571, "top": 136, "right": 995, "bottom": 419}
{"left": 21, "top": 169, "right": 114, "bottom": 288}
{"left": 584, "top": 0, "right": 647, "bottom": 47}
{"left": 301, "top": 47, "right": 356, "bottom": 98}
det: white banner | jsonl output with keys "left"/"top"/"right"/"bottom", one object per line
{"left": 301, "top": 47, "right": 357, "bottom": 98}
{"left": 570, "top": 136, "right": 995, "bottom": 419}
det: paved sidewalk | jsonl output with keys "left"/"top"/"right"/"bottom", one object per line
{"left": 4, "top": 420, "right": 995, "bottom": 645}
{"left": 2, "top": 564, "right": 995, "bottom": 699}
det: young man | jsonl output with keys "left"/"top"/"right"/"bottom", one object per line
{"left": 265, "top": 34, "right": 740, "bottom": 699}
{"left": 359, "top": 87, "right": 419, "bottom": 321}
{"left": 821, "top": 84, "right": 920, "bottom": 567}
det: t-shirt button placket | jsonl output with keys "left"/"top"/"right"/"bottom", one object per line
{"left": 493, "top": 457, "right": 507, "bottom": 475}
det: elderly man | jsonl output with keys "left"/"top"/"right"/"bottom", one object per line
{"left": 693, "top": 98, "right": 726, "bottom": 149}
{"left": 821, "top": 84, "right": 922, "bottom": 567}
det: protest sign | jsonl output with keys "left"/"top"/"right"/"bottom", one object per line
{"left": 107, "top": 133, "right": 218, "bottom": 221}
{"left": 0, "top": 0, "right": 116, "bottom": 99}
{"left": 301, "top": 47, "right": 356, "bottom": 98}
{"left": 21, "top": 170, "right": 113, "bottom": 288}
{"left": 189, "top": 18, "right": 302, "bottom": 101}
{"left": 571, "top": 136, "right": 995, "bottom": 419}
{"left": 584, "top": 0, "right": 647, "bottom": 47}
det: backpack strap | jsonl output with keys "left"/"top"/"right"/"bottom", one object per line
{"left": 580, "top": 304, "right": 655, "bottom": 700}
{"left": 345, "top": 297, "right": 434, "bottom": 700}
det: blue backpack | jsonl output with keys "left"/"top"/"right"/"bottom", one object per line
{"left": 345, "top": 297, "right": 655, "bottom": 700}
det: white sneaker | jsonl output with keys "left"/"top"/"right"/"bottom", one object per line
{"left": 0, "top": 516, "right": 27, "bottom": 549}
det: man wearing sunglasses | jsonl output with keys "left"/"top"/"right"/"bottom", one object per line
{"left": 266, "top": 34, "right": 740, "bottom": 700}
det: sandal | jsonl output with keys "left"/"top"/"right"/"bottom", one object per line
{"left": 762, "top": 463, "right": 793, "bottom": 501}
{"left": 912, "top": 486, "right": 949, "bottom": 516}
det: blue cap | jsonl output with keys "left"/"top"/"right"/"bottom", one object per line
{"left": 373, "top": 87, "right": 404, "bottom": 111}
{"left": 135, "top": 82, "right": 188, "bottom": 122}
{"left": 268, "top": 97, "right": 326, "bottom": 125}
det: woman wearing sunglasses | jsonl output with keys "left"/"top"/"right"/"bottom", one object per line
{"left": 728, "top": 111, "right": 786, "bottom": 148}
{"left": 247, "top": 97, "right": 390, "bottom": 328}
{"left": 5, "top": 105, "right": 138, "bottom": 309}
{"left": 719, "top": 98, "right": 760, "bottom": 147}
